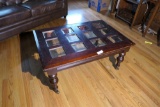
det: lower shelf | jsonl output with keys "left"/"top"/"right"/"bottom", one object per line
{"left": 115, "top": 8, "right": 134, "bottom": 24}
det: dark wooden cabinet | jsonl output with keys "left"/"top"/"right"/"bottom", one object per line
{"left": 115, "top": 0, "right": 148, "bottom": 27}
{"left": 143, "top": 1, "right": 160, "bottom": 33}
{"left": 142, "top": 0, "right": 160, "bottom": 46}
{"left": 149, "top": 8, "right": 160, "bottom": 31}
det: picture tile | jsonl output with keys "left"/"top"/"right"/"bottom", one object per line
{"left": 66, "top": 34, "right": 80, "bottom": 43}
{"left": 78, "top": 25, "right": 89, "bottom": 31}
{"left": 92, "top": 22, "right": 105, "bottom": 29}
{"left": 49, "top": 46, "right": 66, "bottom": 58}
{"left": 46, "top": 37, "right": 60, "bottom": 47}
{"left": 61, "top": 27, "right": 74, "bottom": 34}
{"left": 71, "top": 42, "right": 87, "bottom": 52}
{"left": 84, "top": 31, "right": 97, "bottom": 39}
{"left": 90, "top": 38, "right": 106, "bottom": 47}
{"left": 42, "top": 30, "right": 56, "bottom": 38}
{"left": 107, "top": 35, "right": 123, "bottom": 43}
{"left": 100, "top": 28, "right": 110, "bottom": 35}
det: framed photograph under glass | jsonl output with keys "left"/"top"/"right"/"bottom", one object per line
{"left": 100, "top": 28, "right": 110, "bottom": 35}
{"left": 78, "top": 25, "right": 89, "bottom": 31}
{"left": 46, "top": 37, "right": 60, "bottom": 47}
{"left": 65, "top": 34, "right": 80, "bottom": 43}
{"left": 83, "top": 31, "right": 97, "bottom": 39}
{"left": 107, "top": 35, "right": 123, "bottom": 43}
{"left": 61, "top": 27, "right": 74, "bottom": 34}
{"left": 49, "top": 46, "right": 66, "bottom": 58}
{"left": 92, "top": 22, "right": 105, "bottom": 29}
{"left": 71, "top": 42, "right": 87, "bottom": 52}
{"left": 42, "top": 30, "right": 56, "bottom": 38}
{"left": 90, "top": 38, "right": 106, "bottom": 47}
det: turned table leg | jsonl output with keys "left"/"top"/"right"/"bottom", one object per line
{"left": 115, "top": 52, "right": 126, "bottom": 70}
{"left": 48, "top": 73, "right": 59, "bottom": 94}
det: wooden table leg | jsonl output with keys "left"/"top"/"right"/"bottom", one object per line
{"left": 48, "top": 73, "right": 59, "bottom": 94}
{"left": 115, "top": 52, "right": 126, "bottom": 70}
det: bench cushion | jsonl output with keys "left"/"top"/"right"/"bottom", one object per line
{"left": 21, "top": 0, "right": 64, "bottom": 17}
{"left": 0, "top": 5, "right": 31, "bottom": 27}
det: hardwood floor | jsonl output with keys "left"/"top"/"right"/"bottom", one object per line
{"left": 0, "top": 1, "right": 160, "bottom": 107}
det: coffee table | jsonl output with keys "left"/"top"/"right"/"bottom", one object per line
{"left": 33, "top": 20, "right": 135, "bottom": 93}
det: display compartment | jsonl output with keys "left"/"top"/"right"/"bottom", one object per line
{"left": 42, "top": 30, "right": 56, "bottom": 38}
{"left": 83, "top": 31, "right": 97, "bottom": 39}
{"left": 71, "top": 42, "right": 87, "bottom": 52}
{"left": 92, "top": 22, "right": 105, "bottom": 29}
{"left": 49, "top": 46, "right": 66, "bottom": 58}
{"left": 90, "top": 38, "right": 106, "bottom": 47}
{"left": 100, "top": 28, "right": 111, "bottom": 35}
{"left": 65, "top": 34, "right": 80, "bottom": 43}
{"left": 107, "top": 35, "right": 123, "bottom": 43}
{"left": 78, "top": 25, "right": 89, "bottom": 31}
{"left": 46, "top": 37, "right": 60, "bottom": 47}
{"left": 61, "top": 27, "right": 74, "bottom": 34}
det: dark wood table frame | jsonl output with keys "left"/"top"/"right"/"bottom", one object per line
{"left": 33, "top": 20, "right": 135, "bottom": 93}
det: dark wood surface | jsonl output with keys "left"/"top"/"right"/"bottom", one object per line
{"left": 115, "top": 0, "right": 147, "bottom": 27}
{"left": 33, "top": 20, "right": 134, "bottom": 71}
{"left": 33, "top": 20, "right": 135, "bottom": 93}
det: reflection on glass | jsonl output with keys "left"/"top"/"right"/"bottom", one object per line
{"left": 46, "top": 38, "right": 60, "bottom": 47}
{"left": 100, "top": 28, "right": 110, "bottom": 35}
{"left": 71, "top": 42, "right": 87, "bottom": 52}
{"left": 90, "top": 38, "right": 106, "bottom": 47}
{"left": 42, "top": 30, "right": 56, "bottom": 38}
{"left": 84, "top": 31, "right": 97, "bottom": 39}
{"left": 66, "top": 14, "right": 82, "bottom": 24}
{"left": 61, "top": 27, "right": 74, "bottom": 34}
{"left": 49, "top": 46, "right": 66, "bottom": 58}
{"left": 66, "top": 34, "right": 80, "bottom": 42}
{"left": 107, "top": 35, "right": 123, "bottom": 43}
{"left": 78, "top": 25, "right": 88, "bottom": 31}
{"left": 92, "top": 22, "right": 105, "bottom": 29}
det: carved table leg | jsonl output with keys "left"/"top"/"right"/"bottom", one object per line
{"left": 115, "top": 52, "right": 126, "bottom": 70}
{"left": 48, "top": 73, "right": 59, "bottom": 94}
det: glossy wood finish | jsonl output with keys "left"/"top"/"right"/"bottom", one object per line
{"left": 0, "top": 0, "right": 160, "bottom": 107}
{"left": 33, "top": 20, "right": 134, "bottom": 70}
{"left": 115, "top": 51, "right": 126, "bottom": 69}
{"left": 48, "top": 74, "right": 59, "bottom": 93}
{"left": 33, "top": 20, "right": 134, "bottom": 93}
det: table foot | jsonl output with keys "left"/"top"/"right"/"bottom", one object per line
{"left": 48, "top": 74, "right": 59, "bottom": 94}
{"left": 115, "top": 52, "right": 126, "bottom": 69}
